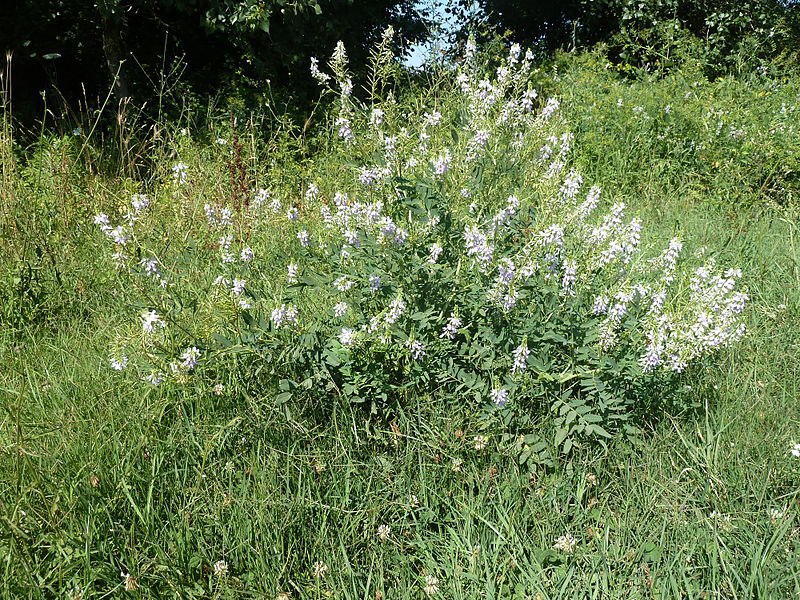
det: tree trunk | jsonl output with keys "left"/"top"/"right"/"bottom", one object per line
{"left": 102, "top": 13, "right": 129, "bottom": 100}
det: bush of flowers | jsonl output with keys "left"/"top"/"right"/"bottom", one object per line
{"left": 96, "top": 32, "right": 747, "bottom": 458}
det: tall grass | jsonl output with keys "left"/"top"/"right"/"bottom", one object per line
{"left": 1, "top": 43, "right": 799, "bottom": 599}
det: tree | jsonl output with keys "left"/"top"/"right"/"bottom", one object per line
{"left": 451, "top": 0, "right": 800, "bottom": 73}
{"left": 0, "top": 0, "right": 428, "bottom": 123}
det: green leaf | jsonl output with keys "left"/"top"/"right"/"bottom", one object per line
{"left": 274, "top": 391, "right": 292, "bottom": 404}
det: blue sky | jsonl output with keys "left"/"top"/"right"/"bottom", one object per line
{"left": 405, "top": 0, "right": 476, "bottom": 67}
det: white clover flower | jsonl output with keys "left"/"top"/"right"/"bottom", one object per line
{"left": 473, "top": 435, "right": 488, "bottom": 451}
{"left": 423, "top": 574, "right": 439, "bottom": 596}
{"left": 553, "top": 533, "right": 577, "bottom": 553}
{"left": 769, "top": 507, "right": 787, "bottom": 522}
{"left": 312, "top": 561, "right": 328, "bottom": 579}
{"left": 213, "top": 560, "right": 228, "bottom": 577}
{"left": 213, "top": 383, "right": 224, "bottom": 396}
{"left": 791, "top": 443, "right": 800, "bottom": 458}
{"left": 377, "top": 524, "right": 391, "bottom": 541}
{"left": 286, "top": 207, "right": 299, "bottom": 221}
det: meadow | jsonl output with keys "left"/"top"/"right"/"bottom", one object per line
{"left": 1, "top": 39, "right": 799, "bottom": 599}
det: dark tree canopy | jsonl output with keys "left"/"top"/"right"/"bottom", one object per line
{"left": 0, "top": 0, "right": 428, "bottom": 122}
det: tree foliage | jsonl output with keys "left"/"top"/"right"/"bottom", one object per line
{"left": 0, "top": 0, "right": 428, "bottom": 121}
{"left": 455, "top": 0, "right": 800, "bottom": 74}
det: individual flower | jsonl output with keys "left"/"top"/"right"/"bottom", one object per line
{"left": 213, "top": 560, "right": 228, "bottom": 577}
{"left": 272, "top": 305, "right": 298, "bottom": 328}
{"left": 213, "top": 383, "right": 224, "bottom": 396}
{"left": 428, "top": 243, "right": 443, "bottom": 264}
{"left": 408, "top": 340, "right": 426, "bottom": 360}
{"left": 339, "top": 328, "right": 356, "bottom": 346}
{"left": 171, "top": 162, "right": 188, "bottom": 184}
{"left": 440, "top": 314, "right": 462, "bottom": 340}
{"left": 110, "top": 356, "right": 128, "bottom": 371}
{"left": 368, "top": 274, "right": 381, "bottom": 292}
{"left": 333, "top": 276, "right": 354, "bottom": 292}
{"left": 769, "top": 507, "right": 787, "bottom": 523}
{"left": 791, "top": 443, "right": 800, "bottom": 458}
{"left": 423, "top": 574, "right": 439, "bottom": 596}
{"left": 131, "top": 194, "right": 149, "bottom": 213}
{"left": 240, "top": 247, "right": 254, "bottom": 262}
{"left": 287, "top": 263, "right": 299, "bottom": 283}
{"left": 139, "top": 257, "right": 159, "bottom": 278}
{"left": 141, "top": 310, "right": 165, "bottom": 333}
{"left": 553, "top": 534, "right": 577, "bottom": 553}
{"left": 144, "top": 372, "right": 164, "bottom": 386}
{"left": 179, "top": 346, "right": 201, "bottom": 371}
{"left": 297, "top": 230, "right": 310, "bottom": 247}
{"left": 511, "top": 341, "right": 529, "bottom": 374}
{"left": 231, "top": 279, "right": 246, "bottom": 297}
{"left": 334, "top": 302, "right": 348, "bottom": 317}
{"left": 432, "top": 150, "right": 450, "bottom": 176}
{"left": 336, "top": 116, "right": 353, "bottom": 143}
{"left": 473, "top": 435, "right": 488, "bottom": 451}
{"left": 490, "top": 387, "right": 509, "bottom": 408}
{"left": 312, "top": 561, "right": 328, "bottom": 579}
{"left": 377, "top": 524, "right": 391, "bottom": 541}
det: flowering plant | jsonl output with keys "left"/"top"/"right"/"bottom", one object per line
{"left": 96, "top": 34, "right": 747, "bottom": 460}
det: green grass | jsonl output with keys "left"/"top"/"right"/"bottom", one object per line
{"left": 2, "top": 51, "right": 800, "bottom": 599}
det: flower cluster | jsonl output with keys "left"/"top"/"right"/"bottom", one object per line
{"left": 96, "top": 37, "right": 748, "bottom": 451}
